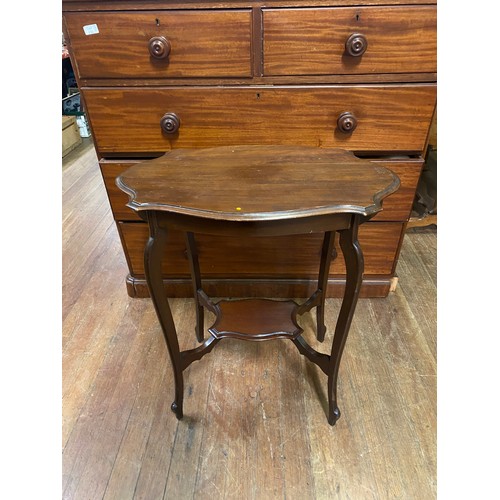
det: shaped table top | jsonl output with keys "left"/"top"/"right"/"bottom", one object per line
{"left": 117, "top": 145, "right": 400, "bottom": 222}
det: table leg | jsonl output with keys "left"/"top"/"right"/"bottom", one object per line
{"left": 185, "top": 232, "right": 205, "bottom": 342}
{"left": 316, "top": 231, "right": 337, "bottom": 342}
{"left": 144, "top": 213, "right": 184, "bottom": 419}
{"left": 327, "top": 216, "right": 364, "bottom": 425}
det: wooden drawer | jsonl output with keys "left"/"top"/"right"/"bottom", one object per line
{"left": 63, "top": 10, "right": 252, "bottom": 78}
{"left": 84, "top": 85, "right": 436, "bottom": 154}
{"left": 100, "top": 161, "right": 141, "bottom": 220}
{"left": 370, "top": 158, "right": 423, "bottom": 221}
{"left": 119, "top": 221, "right": 403, "bottom": 278}
{"left": 263, "top": 6, "right": 436, "bottom": 76}
{"left": 101, "top": 157, "right": 423, "bottom": 222}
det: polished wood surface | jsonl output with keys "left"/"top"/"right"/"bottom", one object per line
{"left": 84, "top": 85, "right": 436, "bottom": 154}
{"left": 263, "top": 5, "right": 436, "bottom": 75}
{"left": 371, "top": 158, "right": 424, "bottom": 221}
{"left": 119, "top": 146, "right": 389, "bottom": 425}
{"left": 63, "top": 141, "right": 436, "bottom": 498}
{"left": 78, "top": 72, "right": 437, "bottom": 87}
{"left": 118, "top": 220, "right": 404, "bottom": 277}
{"left": 64, "top": 10, "right": 252, "bottom": 78}
{"left": 117, "top": 146, "right": 399, "bottom": 220}
{"left": 210, "top": 298, "right": 302, "bottom": 339}
{"left": 102, "top": 157, "right": 423, "bottom": 222}
{"left": 63, "top": 0, "right": 436, "bottom": 7}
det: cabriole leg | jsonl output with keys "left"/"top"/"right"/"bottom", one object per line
{"left": 144, "top": 212, "right": 184, "bottom": 419}
{"left": 328, "top": 217, "right": 364, "bottom": 425}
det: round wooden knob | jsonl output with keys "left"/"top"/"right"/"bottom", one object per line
{"left": 337, "top": 112, "right": 358, "bottom": 133}
{"left": 149, "top": 36, "right": 171, "bottom": 59}
{"left": 345, "top": 33, "right": 368, "bottom": 57}
{"left": 160, "top": 113, "right": 180, "bottom": 134}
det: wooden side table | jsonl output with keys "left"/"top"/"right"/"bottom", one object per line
{"left": 117, "top": 145, "right": 399, "bottom": 425}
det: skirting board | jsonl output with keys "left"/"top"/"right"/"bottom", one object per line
{"left": 125, "top": 275, "right": 395, "bottom": 299}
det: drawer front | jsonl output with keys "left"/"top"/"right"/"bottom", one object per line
{"left": 100, "top": 160, "right": 142, "bottom": 220}
{"left": 119, "top": 221, "right": 403, "bottom": 278}
{"left": 102, "top": 157, "right": 422, "bottom": 222}
{"left": 263, "top": 6, "right": 436, "bottom": 76}
{"left": 64, "top": 10, "right": 252, "bottom": 78}
{"left": 370, "top": 158, "right": 423, "bottom": 222}
{"left": 84, "top": 85, "right": 436, "bottom": 154}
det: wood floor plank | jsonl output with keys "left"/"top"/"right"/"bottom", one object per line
{"left": 62, "top": 139, "right": 98, "bottom": 197}
{"left": 394, "top": 230, "right": 437, "bottom": 357}
{"left": 131, "top": 361, "right": 178, "bottom": 500}
{"left": 102, "top": 307, "right": 175, "bottom": 500}
{"left": 62, "top": 234, "right": 130, "bottom": 445}
{"left": 154, "top": 305, "right": 220, "bottom": 499}
{"left": 191, "top": 340, "right": 256, "bottom": 499}
{"left": 253, "top": 341, "right": 285, "bottom": 500}
{"left": 63, "top": 300, "right": 157, "bottom": 499}
{"left": 302, "top": 303, "right": 383, "bottom": 500}
{"left": 278, "top": 340, "right": 317, "bottom": 500}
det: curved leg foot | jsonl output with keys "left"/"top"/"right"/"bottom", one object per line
{"left": 317, "top": 322, "right": 327, "bottom": 343}
{"left": 171, "top": 401, "right": 183, "bottom": 420}
{"left": 195, "top": 323, "right": 204, "bottom": 344}
{"left": 328, "top": 406, "right": 341, "bottom": 426}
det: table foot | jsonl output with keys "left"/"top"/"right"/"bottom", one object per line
{"left": 194, "top": 317, "right": 204, "bottom": 343}
{"left": 328, "top": 406, "right": 341, "bottom": 426}
{"left": 171, "top": 401, "right": 183, "bottom": 420}
{"left": 316, "top": 323, "right": 327, "bottom": 343}
{"left": 292, "top": 335, "right": 342, "bottom": 425}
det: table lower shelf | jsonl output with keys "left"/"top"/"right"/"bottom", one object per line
{"left": 208, "top": 298, "right": 303, "bottom": 341}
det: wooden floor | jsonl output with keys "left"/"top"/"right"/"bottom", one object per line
{"left": 62, "top": 140, "right": 437, "bottom": 500}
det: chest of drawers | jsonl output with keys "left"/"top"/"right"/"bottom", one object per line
{"left": 62, "top": 0, "right": 436, "bottom": 299}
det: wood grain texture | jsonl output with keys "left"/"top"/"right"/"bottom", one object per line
{"left": 371, "top": 157, "right": 424, "bottom": 221}
{"left": 117, "top": 146, "right": 399, "bottom": 220}
{"left": 64, "top": 10, "right": 252, "bottom": 78}
{"left": 62, "top": 0, "right": 436, "bottom": 300}
{"left": 76, "top": 72, "right": 437, "bottom": 87}
{"left": 118, "top": 220, "right": 404, "bottom": 277}
{"left": 209, "top": 299, "right": 302, "bottom": 339}
{"left": 99, "top": 160, "right": 140, "bottom": 220}
{"left": 83, "top": 84, "right": 436, "bottom": 154}
{"left": 63, "top": 141, "right": 436, "bottom": 499}
{"left": 101, "top": 156, "right": 423, "bottom": 222}
{"left": 125, "top": 274, "right": 394, "bottom": 299}
{"left": 63, "top": 0, "right": 437, "bottom": 9}
{"left": 263, "top": 5, "right": 436, "bottom": 75}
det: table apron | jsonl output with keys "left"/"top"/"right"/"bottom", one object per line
{"left": 143, "top": 211, "right": 356, "bottom": 237}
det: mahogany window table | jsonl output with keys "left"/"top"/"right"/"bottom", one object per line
{"left": 117, "top": 145, "right": 400, "bottom": 426}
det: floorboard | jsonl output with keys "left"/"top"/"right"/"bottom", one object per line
{"left": 63, "top": 139, "right": 437, "bottom": 499}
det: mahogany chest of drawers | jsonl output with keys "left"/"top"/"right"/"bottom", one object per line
{"left": 62, "top": 0, "right": 436, "bottom": 299}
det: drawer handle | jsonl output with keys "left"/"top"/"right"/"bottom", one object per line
{"left": 345, "top": 33, "right": 368, "bottom": 57}
{"left": 337, "top": 112, "right": 358, "bottom": 134}
{"left": 149, "top": 36, "right": 171, "bottom": 60}
{"left": 160, "top": 113, "right": 181, "bottom": 134}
